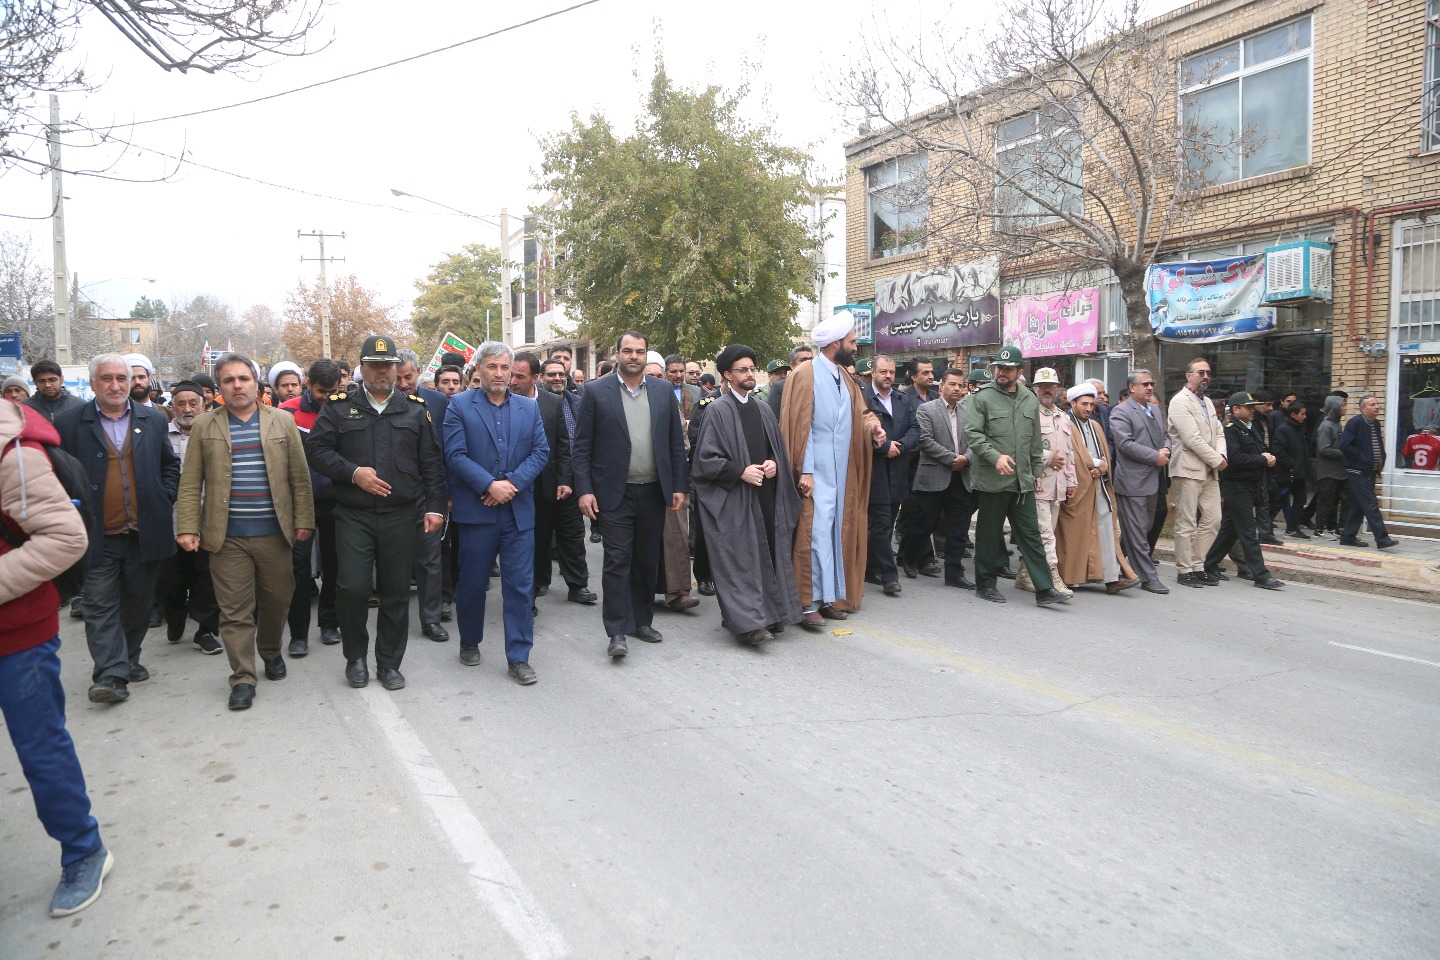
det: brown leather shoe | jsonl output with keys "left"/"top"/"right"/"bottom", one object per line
{"left": 742, "top": 627, "right": 774, "bottom": 645}
{"left": 800, "top": 611, "right": 826, "bottom": 629}
{"left": 818, "top": 604, "right": 848, "bottom": 620}
{"left": 666, "top": 594, "right": 700, "bottom": 611}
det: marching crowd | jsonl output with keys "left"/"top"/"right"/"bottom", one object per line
{"left": 0, "top": 310, "right": 1396, "bottom": 917}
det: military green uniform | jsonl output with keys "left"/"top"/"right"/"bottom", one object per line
{"left": 963, "top": 371, "right": 1055, "bottom": 594}
{"left": 306, "top": 348, "right": 447, "bottom": 673}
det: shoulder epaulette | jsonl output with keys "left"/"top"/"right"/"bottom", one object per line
{"left": 329, "top": 393, "right": 347, "bottom": 402}
{"left": 698, "top": 396, "right": 715, "bottom": 407}
{"left": 408, "top": 393, "right": 425, "bottom": 403}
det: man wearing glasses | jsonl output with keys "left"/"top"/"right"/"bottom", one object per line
{"left": 1166, "top": 358, "right": 1227, "bottom": 588}
{"left": 1110, "top": 369, "right": 1171, "bottom": 594}
{"left": 25, "top": 360, "right": 85, "bottom": 423}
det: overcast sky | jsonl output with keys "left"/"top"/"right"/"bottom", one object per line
{"left": 0, "top": 0, "right": 1181, "bottom": 342}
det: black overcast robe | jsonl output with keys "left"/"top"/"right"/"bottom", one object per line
{"left": 692, "top": 392, "right": 803, "bottom": 634}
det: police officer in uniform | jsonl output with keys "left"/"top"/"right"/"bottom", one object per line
{"left": 306, "top": 336, "right": 447, "bottom": 691}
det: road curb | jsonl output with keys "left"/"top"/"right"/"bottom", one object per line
{"left": 1152, "top": 544, "right": 1440, "bottom": 604}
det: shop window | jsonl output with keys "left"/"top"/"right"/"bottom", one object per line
{"left": 1398, "top": 355, "right": 1440, "bottom": 468}
{"left": 994, "top": 108, "right": 1083, "bottom": 226}
{"left": 866, "top": 154, "right": 928, "bottom": 260}
{"left": 1181, "top": 17, "right": 1312, "bottom": 185}
{"left": 1397, "top": 221, "right": 1440, "bottom": 343}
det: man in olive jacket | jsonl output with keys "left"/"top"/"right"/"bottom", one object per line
{"left": 175, "top": 353, "right": 315, "bottom": 711}
{"left": 963, "top": 345, "right": 1070, "bottom": 607}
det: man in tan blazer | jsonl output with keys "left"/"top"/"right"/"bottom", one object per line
{"left": 176, "top": 353, "right": 315, "bottom": 710}
{"left": 1165, "top": 358, "right": 1227, "bottom": 588}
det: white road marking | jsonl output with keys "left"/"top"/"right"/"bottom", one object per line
{"left": 1328, "top": 642, "right": 1440, "bottom": 668}
{"left": 363, "top": 688, "right": 569, "bottom": 960}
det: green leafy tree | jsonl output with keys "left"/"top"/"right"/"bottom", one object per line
{"left": 536, "top": 61, "right": 819, "bottom": 362}
{"left": 129, "top": 296, "right": 169, "bottom": 323}
{"left": 410, "top": 243, "right": 504, "bottom": 349}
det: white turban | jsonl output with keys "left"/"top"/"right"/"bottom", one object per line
{"left": 268, "top": 360, "right": 303, "bottom": 389}
{"left": 645, "top": 351, "right": 665, "bottom": 368}
{"left": 812, "top": 310, "right": 856, "bottom": 348}
{"left": 123, "top": 353, "right": 154, "bottom": 377}
{"left": 1066, "top": 383, "right": 1097, "bottom": 402}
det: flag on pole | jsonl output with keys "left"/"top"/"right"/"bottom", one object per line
{"left": 201, "top": 338, "right": 211, "bottom": 366}
{"left": 225, "top": 339, "right": 234, "bottom": 352}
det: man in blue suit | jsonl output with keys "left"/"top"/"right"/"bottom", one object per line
{"left": 443, "top": 342, "right": 550, "bottom": 685}
{"left": 571, "top": 331, "right": 689, "bottom": 659}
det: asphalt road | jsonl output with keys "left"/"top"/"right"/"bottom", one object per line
{"left": 2, "top": 545, "right": 1437, "bottom": 959}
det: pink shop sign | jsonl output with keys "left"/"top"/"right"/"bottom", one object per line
{"left": 1002, "top": 288, "right": 1100, "bottom": 358}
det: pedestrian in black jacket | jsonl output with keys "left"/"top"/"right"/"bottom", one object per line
{"left": 1203, "top": 392, "right": 1283, "bottom": 589}
{"left": 1337, "top": 395, "right": 1397, "bottom": 548}
{"left": 1271, "top": 401, "right": 1311, "bottom": 538}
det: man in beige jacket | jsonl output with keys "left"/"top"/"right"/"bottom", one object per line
{"left": 1166, "top": 358, "right": 1227, "bottom": 588}
{"left": 176, "top": 353, "right": 315, "bottom": 710}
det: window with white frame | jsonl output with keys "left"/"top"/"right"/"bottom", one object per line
{"left": 121, "top": 327, "right": 141, "bottom": 344}
{"left": 865, "top": 154, "right": 928, "bottom": 260}
{"left": 1426, "top": 0, "right": 1440, "bottom": 152}
{"left": 994, "top": 108, "right": 1083, "bottom": 225}
{"left": 1181, "top": 17, "right": 1312, "bottom": 186}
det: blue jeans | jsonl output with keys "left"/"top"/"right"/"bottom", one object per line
{"left": 455, "top": 509, "right": 535, "bottom": 664}
{"left": 0, "top": 637, "right": 103, "bottom": 866}
{"left": 82, "top": 533, "right": 162, "bottom": 683}
{"left": 1342, "top": 471, "right": 1389, "bottom": 540}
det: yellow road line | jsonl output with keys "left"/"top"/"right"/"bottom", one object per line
{"left": 844, "top": 623, "right": 1440, "bottom": 827}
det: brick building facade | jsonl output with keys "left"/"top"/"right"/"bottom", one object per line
{"left": 842, "top": 0, "right": 1440, "bottom": 533}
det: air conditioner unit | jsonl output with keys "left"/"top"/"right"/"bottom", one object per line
{"left": 1263, "top": 240, "right": 1333, "bottom": 304}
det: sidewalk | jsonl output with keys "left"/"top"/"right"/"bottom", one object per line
{"left": 1154, "top": 532, "right": 1440, "bottom": 603}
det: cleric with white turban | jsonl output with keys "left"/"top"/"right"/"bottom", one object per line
{"left": 1066, "top": 382, "right": 1097, "bottom": 403}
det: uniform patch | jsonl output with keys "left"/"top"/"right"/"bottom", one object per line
{"left": 329, "top": 393, "right": 347, "bottom": 402}
{"left": 408, "top": 393, "right": 425, "bottom": 403}
{"left": 698, "top": 396, "right": 714, "bottom": 407}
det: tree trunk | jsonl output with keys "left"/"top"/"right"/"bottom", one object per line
{"left": 1113, "top": 259, "right": 1162, "bottom": 393}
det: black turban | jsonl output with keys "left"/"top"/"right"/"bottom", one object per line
{"left": 714, "top": 344, "right": 757, "bottom": 374}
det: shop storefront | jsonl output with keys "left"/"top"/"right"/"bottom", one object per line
{"left": 1385, "top": 219, "right": 1440, "bottom": 536}
{"left": 866, "top": 257, "right": 1004, "bottom": 376}
{"left": 1000, "top": 270, "right": 1131, "bottom": 396}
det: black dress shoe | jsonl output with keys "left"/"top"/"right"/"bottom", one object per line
{"left": 901, "top": 561, "right": 919, "bottom": 579}
{"left": 148, "top": 609, "right": 164, "bottom": 629}
{"left": 535, "top": 583, "right": 549, "bottom": 597}
{"left": 1237, "top": 569, "right": 1255, "bottom": 581}
{"left": 1338, "top": 537, "right": 1369, "bottom": 547}
{"left": 128, "top": 663, "right": 150, "bottom": 683}
{"left": 632, "top": 625, "right": 663, "bottom": 643}
{"left": 378, "top": 667, "right": 405, "bottom": 690}
{"left": 1202, "top": 568, "right": 1227, "bottom": 584}
{"left": 882, "top": 581, "right": 902, "bottom": 596}
{"left": 459, "top": 646, "right": 481, "bottom": 666}
{"left": 1035, "top": 587, "right": 1071, "bottom": 607}
{"left": 1254, "top": 576, "right": 1284, "bottom": 590}
{"left": 263, "top": 656, "right": 287, "bottom": 681}
{"left": 768, "top": 622, "right": 786, "bottom": 634}
{"left": 1286, "top": 528, "right": 1311, "bottom": 540}
{"left": 590, "top": 531, "right": 603, "bottom": 543}
{"left": 961, "top": 548, "right": 973, "bottom": 559}
{"left": 422, "top": 622, "right": 450, "bottom": 642}
{"left": 945, "top": 577, "right": 977, "bottom": 590}
{"left": 1177, "top": 572, "right": 1205, "bottom": 588}
{"left": 87, "top": 677, "right": 129, "bottom": 703}
{"left": 228, "top": 683, "right": 255, "bottom": 711}
{"left": 567, "top": 586, "right": 598, "bottom": 605}
{"left": 976, "top": 586, "right": 1007, "bottom": 603}
{"left": 508, "top": 661, "right": 538, "bottom": 685}
{"left": 166, "top": 618, "right": 185, "bottom": 644}
{"left": 1376, "top": 537, "right": 1399, "bottom": 549}
{"left": 996, "top": 566, "right": 1017, "bottom": 580}
{"left": 919, "top": 559, "right": 943, "bottom": 578}
{"left": 345, "top": 659, "right": 369, "bottom": 688}
{"left": 441, "top": 601, "right": 454, "bottom": 622}
{"left": 320, "top": 627, "right": 342, "bottom": 645}
{"left": 607, "top": 635, "right": 628, "bottom": 657}
{"left": 70, "top": 597, "right": 84, "bottom": 619}
{"left": 1259, "top": 535, "right": 1285, "bottom": 546}
{"left": 288, "top": 637, "right": 309, "bottom": 658}
{"left": 1141, "top": 580, "right": 1170, "bottom": 594}
{"left": 697, "top": 580, "right": 716, "bottom": 596}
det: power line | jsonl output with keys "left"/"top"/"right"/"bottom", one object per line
{"left": 124, "top": 0, "right": 604, "bottom": 127}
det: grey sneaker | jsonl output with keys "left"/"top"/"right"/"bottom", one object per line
{"left": 49, "top": 846, "right": 113, "bottom": 918}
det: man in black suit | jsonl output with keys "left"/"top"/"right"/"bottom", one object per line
{"left": 398, "top": 349, "right": 453, "bottom": 639}
{"left": 513, "top": 353, "right": 594, "bottom": 607}
{"left": 862, "top": 355, "right": 919, "bottom": 596}
{"left": 572, "top": 331, "right": 689, "bottom": 659}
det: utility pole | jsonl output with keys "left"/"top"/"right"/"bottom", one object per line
{"left": 50, "top": 95, "right": 71, "bottom": 364}
{"left": 297, "top": 229, "right": 346, "bottom": 357}
{"left": 500, "top": 207, "right": 512, "bottom": 346}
